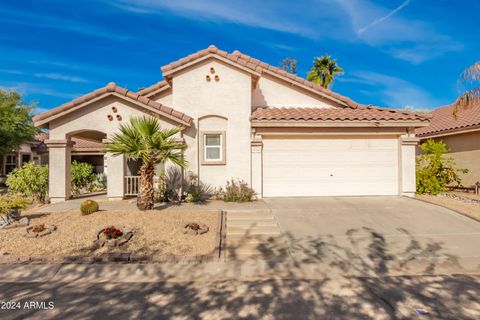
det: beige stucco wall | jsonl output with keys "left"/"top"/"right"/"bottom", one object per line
{"left": 252, "top": 75, "right": 336, "bottom": 108}
{"left": 49, "top": 95, "right": 177, "bottom": 139}
{"left": 162, "top": 59, "right": 252, "bottom": 190}
{"left": 47, "top": 95, "right": 179, "bottom": 201}
{"left": 419, "top": 130, "right": 480, "bottom": 187}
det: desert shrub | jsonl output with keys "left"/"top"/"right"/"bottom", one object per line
{"left": 222, "top": 179, "right": 255, "bottom": 202}
{"left": 91, "top": 173, "right": 107, "bottom": 191}
{"left": 6, "top": 162, "right": 48, "bottom": 203}
{"left": 185, "top": 172, "right": 212, "bottom": 203}
{"left": 71, "top": 161, "right": 96, "bottom": 195}
{"left": 80, "top": 199, "right": 99, "bottom": 215}
{"left": 0, "top": 194, "right": 29, "bottom": 216}
{"left": 416, "top": 139, "right": 468, "bottom": 195}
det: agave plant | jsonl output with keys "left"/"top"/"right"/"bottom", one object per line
{"left": 105, "top": 116, "right": 187, "bottom": 210}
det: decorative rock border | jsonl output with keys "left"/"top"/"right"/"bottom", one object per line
{"left": 92, "top": 226, "right": 134, "bottom": 249}
{"left": 1, "top": 217, "right": 29, "bottom": 230}
{"left": 24, "top": 224, "right": 56, "bottom": 238}
{"left": 0, "top": 210, "right": 225, "bottom": 265}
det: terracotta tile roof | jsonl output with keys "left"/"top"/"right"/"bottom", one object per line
{"left": 415, "top": 102, "right": 480, "bottom": 137}
{"left": 160, "top": 45, "right": 362, "bottom": 109}
{"left": 33, "top": 82, "right": 193, "bottom": 126}
{"left": 137, "top": 80, "right": 169, "bottom": 97}
{"left": 251, "top": 106, "right": 429, "bottom": 122}
{"left": 32, "top": 133, "right": 103, "bottom": 151}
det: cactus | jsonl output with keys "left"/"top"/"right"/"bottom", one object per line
{"left": 80, "top": 200, "right": 99, "bottom": 215}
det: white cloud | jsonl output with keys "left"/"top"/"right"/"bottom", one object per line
{"left": 33, "top": 73, "right": 89, "bottom": 83}
{"left": 109, "top": 0, "right": 462, "bottom": 64}
{"left": 335, "top": 0, "right": 462, "bottom": 63}
{"left": 0, "top": 81, "right": 82, "bottom": 100}
{"left": 343, "top": 71, "right": 442, "bottom": 109}
{"left": 357, "top": 0, "right": 411, "bottom": 34}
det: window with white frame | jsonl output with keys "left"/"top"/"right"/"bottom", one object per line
{"left": 204, "top": 133, "right": 222, "bottom": 161}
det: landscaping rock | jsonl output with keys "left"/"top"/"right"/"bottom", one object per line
{"left": 183, "top": 222, "right": 209, "bottom": 235}
{"left": 24, "top": 224, "right": 56, "bottom": 238}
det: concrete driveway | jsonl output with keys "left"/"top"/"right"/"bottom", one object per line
{"left": 264, "top": 196, "right": 480, "bottom": 275}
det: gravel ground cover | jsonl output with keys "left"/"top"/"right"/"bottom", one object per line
{"left": 415, "top": 193, "right": 480, "bottom": 221}
{"left": 0, "top": 209, "right": 218, "bottom": 258}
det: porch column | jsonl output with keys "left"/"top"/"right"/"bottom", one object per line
{"left": 400, "top": 133, "right": 420, "bottom": 197}
{"left": 251, "top": 138, "right": 263, "bottom": 198}
{"left": 45, "top": 139, "right": 74, "bottom": 203}
{"left": 106, "top": 152, "right": 125, "bottom": 200}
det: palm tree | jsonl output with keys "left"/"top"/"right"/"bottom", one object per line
{"left": 105, "top": 116, "right": 187, "bottom": 210}
{"left": 307, "top": 54, "right": 344, "bottom": 89}
{"left": 455, "top": 61, "right": 480, "bottom": 113}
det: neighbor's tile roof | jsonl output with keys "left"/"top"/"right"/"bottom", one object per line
{"left": 160, "top": 45, "right": 362, "bottom": 109}
{"left": 251, "top": 106, "right": 429, "bottom": 122}
{"left": 32, "top": 133, "right": 103, "bottom": 151}
{"left": 33, "top": 82, "right": 192, "bottom": 126}
{"left": 415, "top": 102, "right": 480, "bottom": 136}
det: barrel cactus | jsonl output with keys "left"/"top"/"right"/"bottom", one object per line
{"left": 80, "top": 200, "right": 99, "bottom": 215}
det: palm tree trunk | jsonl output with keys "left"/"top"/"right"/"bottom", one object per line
{"left": 137, "top": 160, "right": 155, "bottom": 210}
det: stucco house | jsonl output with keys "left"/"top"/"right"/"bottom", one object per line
{"left": 415, "top": 102, "right": 480, "bottom": 187}
{"left": 32, "top": 45, "right": 429, "bottom": 203}
{"left": 0, "top": 134, "right": 103, "bottom": 186}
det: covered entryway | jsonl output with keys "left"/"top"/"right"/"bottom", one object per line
{"left": 262, "top": 136, "right": 399, "bottom": 197}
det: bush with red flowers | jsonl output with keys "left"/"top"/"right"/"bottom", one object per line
{"left": 103, "top": 227, "right": 123, "bottom": 239}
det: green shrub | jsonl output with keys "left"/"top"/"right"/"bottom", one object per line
{"left": 222, "top": 179, "right": 255, "bottom": 202}
{"left": 0, "top": 194, "right": 29, "bottom": 216}
{"left": 71, "top": 161, "right": 95, "bottom": 195}
{"left": 185, "top": 172, "right": 211, "bottom": 203}
{"left": 6, "top": 162, "right": 48, "bottom": 203}
{"left": 416, "top": 139, "right": 468, "bottom": 195}
{"left": 80, "top": 199, "right": 99, "bottom": 215}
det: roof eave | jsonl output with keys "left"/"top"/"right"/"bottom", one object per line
{"left": 33, "top": 92, "right": 192, "bottom": 128}
{"left": 417, "top": 123, "right": 480, "bottom": 139}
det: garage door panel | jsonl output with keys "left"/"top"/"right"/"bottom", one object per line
{"left": 262, "top": 137, "right": 399, "bottom": 197}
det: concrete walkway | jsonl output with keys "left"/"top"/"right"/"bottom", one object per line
{"left": 225, "top": 209, "right": 289, "bottom": 261}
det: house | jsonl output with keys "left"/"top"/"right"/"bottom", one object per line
{"left": 415, "top": 102, "right": 480, "bottom": 187}
{"left": 0, "top": 134, "right": 104, "bottom": 185}
{"left": 32, "top": 45, "right": 429, "bottom": 203}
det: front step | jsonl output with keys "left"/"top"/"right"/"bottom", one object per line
{"left": 227, "top": 226, "right": 281, "bottom": 235}
{"left": 226, "top": 212, "right": 274, "bottom": 220}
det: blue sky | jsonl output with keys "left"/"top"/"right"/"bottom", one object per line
{"left": 0, "top": 0, "right": 478, "bottom": 113}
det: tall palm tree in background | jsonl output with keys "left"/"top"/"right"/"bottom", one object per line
{"left": 105, "top": 116, "right": 187, "bottom": 210}
{"left": 307, "top": 54, "right": 344, "bottom": 89}
{"left": 455, "top": 61, "right": 480, "bottom": 114}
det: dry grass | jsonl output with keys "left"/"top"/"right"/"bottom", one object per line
{"left": 416, "top": 194, "right": 480, "bottom": 222}
{"left": 0, "top": 210, "right": 218, "bottom": 258}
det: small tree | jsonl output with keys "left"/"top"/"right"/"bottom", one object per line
{"left": 71, "top": 161, "right": 96, "bottom": 195}
{"left": 6, "top": 162, "right": 48, "bottom": 203}
{"left": 280, "top": 57, "right": 298, "bottom": 74}
{"left": 416, "top": 139, "right": 468, "bottom": 195}
{"left": 307, "top": 54, "right": 344, "bottom": 88}
{"left": 105, "top": 116, "right": 187, "bottom": 210}
{"left": 0, "top": 89, "right": 38, "bottom": 155}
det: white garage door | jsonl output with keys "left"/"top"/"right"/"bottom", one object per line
{"left": 262, "top": 136, "right": 399, "bottom": 197}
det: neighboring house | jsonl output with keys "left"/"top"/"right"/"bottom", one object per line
{"left": 32, "top": 45, "right": 429, "bottom": 203}
{"left": 415, "top": 103, "right": 480, "bottom": 187}
{"left": 0, "top": 134, "right": 104, "bottom": 185}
